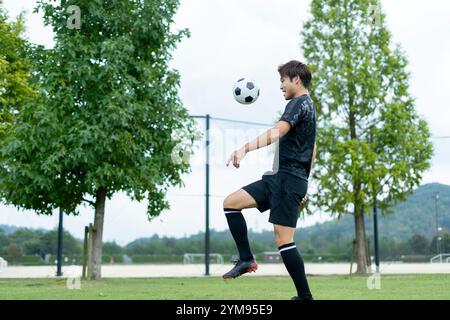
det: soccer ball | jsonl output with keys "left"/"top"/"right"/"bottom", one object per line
{"left": 233, "top": 78, "right": 260, "bottom": 104}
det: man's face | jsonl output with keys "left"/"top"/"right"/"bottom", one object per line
{"left": 279, "top": 75, "right": 300, "bottom": 100}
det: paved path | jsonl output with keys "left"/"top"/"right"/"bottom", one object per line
{"left": 0, "top": 263, "right": 449, "bottom": 278}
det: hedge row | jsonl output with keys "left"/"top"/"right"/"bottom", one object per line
{"left": 3, "top": 253, "right": 432, "bottom": 265}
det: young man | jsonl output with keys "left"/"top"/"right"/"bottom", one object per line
{"left": 223, "top": 60, "right": 316, "bottom": 301}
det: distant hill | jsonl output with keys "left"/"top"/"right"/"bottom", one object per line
{"left": 298, "top": 183, "right": 450, "bottom": 241}
{"left": 0, "top": 224, "right": 50, "bottom": 236}
{"left": 0, "top": 225, "right": 20, "bottom": 235}
{"left": 3, "top": 183, "right": 449, "bottom": 248}
{"left": 125, "top": 234, "right": 162, "bottom": 249}
{"left": 127, "top": 183, "right": 450, "bottom": 249}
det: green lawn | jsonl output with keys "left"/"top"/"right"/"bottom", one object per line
{"left": 0, "top": 274, "right": 449, "bottom": 300}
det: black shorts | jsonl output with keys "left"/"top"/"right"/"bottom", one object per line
{"left": 241, "top": 171, "right": 308, "bottom": 228}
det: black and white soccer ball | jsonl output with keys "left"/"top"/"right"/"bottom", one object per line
{"left": 233, "top": 78, "right": 260, "bottom": 104}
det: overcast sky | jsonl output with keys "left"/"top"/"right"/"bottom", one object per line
{"left": 1, "top": 0, "right": 449, "bottom": 245}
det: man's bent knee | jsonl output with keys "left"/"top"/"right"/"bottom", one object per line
{"left": 223, "top": 195, "right": 237, "bottom": 209}
{"left": 223, "top": 189, "right": 257, "bottom": 210}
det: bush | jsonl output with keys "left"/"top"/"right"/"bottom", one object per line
{"left": 47, "top": 254, "right": 125, "bottom": 265}
{"left": 131, "top": 254, "right": 183, "bottom": 264}
{"left": 301, "top": 254, "right": 350, "bottom": 262}
{"left": 3, "top": 255, "right": 43, "bottom": 265}
{"left": 400, "top": 255, "right": 433, "bottom": 263}
{"left": 47, "top": 255, "right": 83, "bottom": 265}
{"left": 102, "top": 254, "right": 124, "bottom": 264}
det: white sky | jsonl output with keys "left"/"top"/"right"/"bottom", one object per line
{"left": 1, "top": 0, "right": 449, "bottom": 245}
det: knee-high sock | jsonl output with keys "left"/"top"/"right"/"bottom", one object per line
{"left": 224, "top": 208, "right": 254, "bottom": 262}
{"left": 279, "top": 242, "right": 313, "bottom": 299}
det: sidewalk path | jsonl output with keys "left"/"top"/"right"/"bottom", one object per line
{"left": 0, "top": 263, "right": 449, "bottom": 278}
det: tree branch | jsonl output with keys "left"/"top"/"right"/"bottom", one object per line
{"left": 82, "top": 198, "right": 95, "bottom": 207}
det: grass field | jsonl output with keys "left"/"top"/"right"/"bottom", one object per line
{"left": 1, "top": 274, "right": 449, "bottom": 300}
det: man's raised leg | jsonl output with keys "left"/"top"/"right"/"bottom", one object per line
{"left": 222, "top": 189, "right": 258, "bottom": 279}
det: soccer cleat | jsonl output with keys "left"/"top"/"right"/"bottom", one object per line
{"left": 222, "top": 259, "right": 258, "bottom": 279}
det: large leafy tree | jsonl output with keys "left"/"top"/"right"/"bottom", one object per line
{"left": 301, "top": 0, "right": 433, "bottom": 273}
{"left": 0, "top": 1, "right": 34, "bottom": 139}
{"left": 0, "top": 0, "right": 199, "bottom": 279}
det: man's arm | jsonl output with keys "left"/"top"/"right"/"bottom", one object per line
{"left": 243, "top": 120, "right": 291, "bottom": 153}
{"left": 300, "top": 142, "right": 317, "bottom": 206}
{"left": 310, "top": 142, "right": 317, "bottom": 171}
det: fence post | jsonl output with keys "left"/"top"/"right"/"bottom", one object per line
{"left": 82, "top": 226, "right": 88, "bottom": 279}
{"left": 87, "top": 223, "right": 94, "bottom": 279}
{"left": 349, "top": 239, "right": 356, "bottom": 276}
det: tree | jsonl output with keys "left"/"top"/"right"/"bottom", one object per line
{"left": 8, "top": 228, "right": 44, "bottom": 244}
{"left": 0, "top": 231, "right": 8, "bottom": 256}
{"left": 407, "top": 234, "right": 429, "bottom": 255}
{"left": 39, "top": 229, "right": 82, "bottom": 256}
{"left": 7, "top": 243, "right": 22, "bottom": 263}
{"left": 301, "top": 0, "right": 433, "bottom": 273}
{"left": 102, "top": 241, "right": 123, "bottom": 255}
{"left": 0, "top": 1, "right": 35, "bottom": 140}
{"left": 0, "top": 0, "right": 199, "bottom": 279}
{"left": 430, "top": 232, "right": 450, "bottom": 255}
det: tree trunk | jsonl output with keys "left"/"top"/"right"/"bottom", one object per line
{"left": 354, "top": 208, "right": 368, "bottom": 274}
{"left": 89, "top": 186, "right": 107, "bottom": 280}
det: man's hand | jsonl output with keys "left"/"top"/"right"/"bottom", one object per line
{"left": 300, "top": 195, "right": 308, "bottom": 207}
{"left": 226, "top": 147, "right": 247, "bottom": 168}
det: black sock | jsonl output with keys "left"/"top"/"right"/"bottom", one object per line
{"left": 279, "top": 242, "right": 313, "bottom": 299}
{"left": 224, "top": 208, "right": 254, "bottom": 262}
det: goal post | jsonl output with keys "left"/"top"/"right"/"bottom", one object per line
{"left": 183, "top": 253, "right": 224, "bottom": 265}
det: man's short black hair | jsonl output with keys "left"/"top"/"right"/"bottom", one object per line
{"left": 278, "top": 60, "right": 312, "bottom": 89}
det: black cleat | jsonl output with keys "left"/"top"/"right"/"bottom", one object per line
{"left": 222, "top": 259, "right": 258, "bottom": 279}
